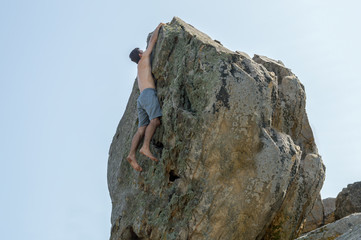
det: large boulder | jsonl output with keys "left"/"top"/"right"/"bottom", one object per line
{"left": 335, "top": 181, "right": 361, "bottom": 220}
{"left": 296, "top": 213, "right": 361, "bottom": 240}
{"left": 107, "top": 17, "right": 325, "bottom": 240}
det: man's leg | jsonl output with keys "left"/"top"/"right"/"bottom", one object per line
{"left": 127, "top": 126, "right": 146, "bottom": 171}
{"left": 140, "top": 117, "right": 161, "bottom": 162}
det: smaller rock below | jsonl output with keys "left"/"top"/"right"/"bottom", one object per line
{"left": 323, "top": 197, "right": 336, "bottom": 224}
{"left": 296, "top": 213, "right": 361, "bottom": 240}
{"left": 335, "top": 181, "right": 361, "bottom": 220}
{"left": 335, "top": 224, "right": 361, "bottom": 240}
{"left": 300, "top": 195, "right": 324, "bottom": 234}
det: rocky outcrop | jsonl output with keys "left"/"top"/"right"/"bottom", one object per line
{"left": 323, "top": 197, "right": 336, "bottom": 224}
{"left": 300, "top": 197, "right": 336, "bottom": 234}
{"left": 335, "top": 181, "right": 361, "bottom": 220}
{"left": 296, "top": 213, "right": 361, "bottom": 240}
{"left": 298, "top": 183, "right": 361, "bottom": 238}
{"left": 335, "top": 223, "right": 361, "bottom": 240}
{"left": 107, "top": 17, "right": 325, "bottom": 240}
{"left": 300, "top": 195, "right": 324, "bottom": 234}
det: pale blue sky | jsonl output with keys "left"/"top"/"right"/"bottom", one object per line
{"left": 1, "top": 0, "right": 360, "bottom": 239}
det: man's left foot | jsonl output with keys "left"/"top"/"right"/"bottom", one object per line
{"left": 140, "top": 147, "right": 159, "bottom": 162}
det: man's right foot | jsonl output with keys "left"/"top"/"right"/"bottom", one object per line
{"left": 126, "top": 156, "right": 143, "bottom": 172}
{"left": 140, "top": 147, "right": 159, "bottom": 162}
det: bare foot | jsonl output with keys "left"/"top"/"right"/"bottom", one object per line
{"left": 126, "top": 155, "right": 143, "bottom": 172}
{"left": 140, "top": 147, "right": 159, "bottom": 162}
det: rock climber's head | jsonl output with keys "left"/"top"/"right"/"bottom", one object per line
{"left": 129, "top": 48, "right": 143, "bottom": 64}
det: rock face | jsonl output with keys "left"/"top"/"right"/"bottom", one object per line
{"left": 301, "top": 195, "right": 324, "bottom": 234}
{"left": 335, "top": 181, "right": 361, "bottom": 220}
{"left": 300, "top": 197, "right": 336, "bottom": 234}
{"left": 296, "top": 213, "right": 361, "bottom": 240}
{"left": 323, "top": 197, "right": 336, "bottom": 224}
{"left": 335, "top": 223, "right": 361, "bottom": 240}
{"left": 107, "top": 17, "right": 325, "bottom": 240}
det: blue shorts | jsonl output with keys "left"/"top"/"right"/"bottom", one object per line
{"left": 137, "top": 88, "right": 162, "bottom": 127}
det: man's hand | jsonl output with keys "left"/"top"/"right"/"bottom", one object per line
{"left": 143, "top": 23, "right": 166, "bottom": 57}
{"left": 155, "top": 23, "right": 165, "bottom": 31}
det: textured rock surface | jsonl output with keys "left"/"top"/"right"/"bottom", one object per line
{"left": 300, "top": 197, "right": 337, "bottom": 234}
{"left": 324, "top": 197, "right": 336, "bottom": 224}
{"left": 296, "top": 213, "right": 361, "bottom": 240}
{"left": 335, "top": 181, "right": 361, "bottom": 220}
{"left": 335, "top": 223, "right": 361, "bottom": 240}
{"left": 107, "top": 17, "right": 325, "bottom": 240}
{"left": 301, "top": 195, "right": 325, "bottom": 234}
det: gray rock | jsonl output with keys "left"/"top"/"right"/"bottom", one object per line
{"left": 324, "top": 197, "right": 336, "bottom": 216}
{"left": 299, "top": 197, "right": 337, "bottom": 235}
{"left": 301, "top": 195, "right": 325, "bottom": 234}
{"left": 335, "top": 181, "right": 361, "bottom": 220}
{"left": 324, "top": 197, "right": 336, "bottom": 224}
{"left": 300, "top": 197, "right": 337, "bottom": 234}
{"left": 335, "top": 223, "right": 361, "bottom": 240}
{"left": 107, "top": 17, "right": 325, "bottom": 240}
{"left": 296, "top": 213, "right": 361, "bottom": 240}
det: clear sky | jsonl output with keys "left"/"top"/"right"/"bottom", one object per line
{"left": 1, "top": 0, "right": 360, "bottom": 239}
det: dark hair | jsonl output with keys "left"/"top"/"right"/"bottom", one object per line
{"left": 129, "top": 48, "right": 141, "bottom": 64}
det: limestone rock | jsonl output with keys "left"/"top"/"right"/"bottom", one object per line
{"left": 335, "top": 181, "right": 361, "bottom": 220}
{"left": 301, "top": 195, "right": 325, "bottom": 234}
{"left": 300, "top": 197, "right": 337, "bottom": 234}
{"left": 335, "top": 223, "right": 361, "bottom": 240}
{"left": 296, "top": 213, "right": 361, "bottom": 240}
{"left": 107, "top": 17, "right": 325, "bottom": 240}
{"left": 323, "top": 197, "right": 336, "bottom": 224}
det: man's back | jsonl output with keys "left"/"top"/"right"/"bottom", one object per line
{"left": 135, "top": 23, "right": 165, "bottom": 92}
{"left": 137, "top": 56, "right": 155, "bottom": 92}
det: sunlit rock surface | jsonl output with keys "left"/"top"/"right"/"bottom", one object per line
{"left": 107, "top": 17, "right": 325, "bottom": 240}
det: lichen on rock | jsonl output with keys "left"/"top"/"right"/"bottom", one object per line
{"left": 335, "top": 181, "right": 361, "bottom": 220}
{"left": 107, "top": 17, "right": 325, "bottom": 240}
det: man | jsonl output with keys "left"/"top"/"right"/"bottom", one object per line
{"left": 127, "top": 23, "right": 165, "bottom": 172}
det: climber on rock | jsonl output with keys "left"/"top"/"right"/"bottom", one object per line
{"left": 126, "top": 22, "right": 165, "bottom": 172}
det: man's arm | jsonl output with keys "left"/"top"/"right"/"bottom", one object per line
{"left": 142, "top": 23, "right": 165, "bottom": 57}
